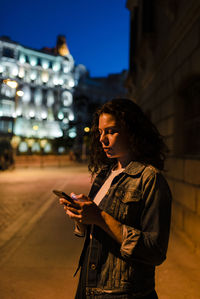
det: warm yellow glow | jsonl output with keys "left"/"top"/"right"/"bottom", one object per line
{"left": 40, "top": 139, "right": 47, "bottom": 148}
{"left": 16, "top": 90, "right": 24, "bottom": 97}
{"left": 33, "top": 125, "right": 39, "bottom": 131}
{"left": 27, "top": 139, "right": 34, "bottom": 147}
{"left": 58, "top": 44, "right": 69, "bottom": 56}
{"left": 11, "top": 136, "right": 21, "bottom": 148}
{"left": 3, "top": 79, "right": 18, "bottom": 89}
{"left": 41, "top": 71, "right": 49, "bottom": 83}
{"left": 84, "top": 127, "right": 90, "bottom": 133}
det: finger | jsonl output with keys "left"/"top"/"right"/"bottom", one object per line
{"left": 66, "top": 206, "right": 81, "bottom": 215}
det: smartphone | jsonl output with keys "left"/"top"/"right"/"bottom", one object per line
{"left": 52, "top": 189, "right": 74, "bottom": 204}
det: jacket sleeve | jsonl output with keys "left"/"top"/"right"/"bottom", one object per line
{"left": 120, "top": 172, "right": 172, "bottom": 265}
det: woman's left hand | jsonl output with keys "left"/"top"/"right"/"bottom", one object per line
{"left": 64, "top": 193, "right": 102, "bottom": 225}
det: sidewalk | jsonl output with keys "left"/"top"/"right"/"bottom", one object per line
{"left": 0, "top": 166, "right": 200, "bottom": 298}
{"left": 156, "top": 229, "right": 200, "bottom": 298}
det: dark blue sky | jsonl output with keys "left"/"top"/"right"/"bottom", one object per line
{"left": 1, "top": 0, "right": 130, "bottom": 77}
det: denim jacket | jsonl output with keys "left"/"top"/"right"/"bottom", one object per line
{"left": 77, "top": 161, "right": 172, "bottom": 298}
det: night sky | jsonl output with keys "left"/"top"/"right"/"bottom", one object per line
{"left": 1, "top": 0, "right": 130, "bottom": 77}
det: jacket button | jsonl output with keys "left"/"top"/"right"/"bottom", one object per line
{"left": 90, "top": 263, "right": 96, "bottom": 270}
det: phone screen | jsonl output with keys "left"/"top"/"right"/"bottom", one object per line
{"left": 52, "top": 190, "right": 74, "bottom": 203}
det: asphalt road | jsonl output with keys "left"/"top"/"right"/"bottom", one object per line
{"left": 0, "top": 165, "right": 200, "bottom": 299}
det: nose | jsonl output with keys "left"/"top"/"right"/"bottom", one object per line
{"left": 99, "top": 133, "right": 109, "bottom": 145}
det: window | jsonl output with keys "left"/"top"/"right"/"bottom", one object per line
{"left": 2, "top": 47, "right": 14, "bottom": 58}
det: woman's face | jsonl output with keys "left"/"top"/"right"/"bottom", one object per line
{"left": 98, "top": 113, "right": 130, "bottom": 162}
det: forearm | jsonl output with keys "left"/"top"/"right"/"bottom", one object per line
{"left": 96, "top": 210, "right": 123, "bottom": 244}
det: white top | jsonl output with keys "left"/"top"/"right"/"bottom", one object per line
{"left": 74, "top": 167, "right": 124, "bottom": 237}
{"left": 93, "top": 167, "right": 125, "bottom": 206}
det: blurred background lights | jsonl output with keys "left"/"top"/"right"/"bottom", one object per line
{"left": 42, "top": 60, "right": 49, "bottom": 69}
{"left": 33, "top": 125, "right": 39, "bottom": 131}
{"left": 11, "top": 65, "right": 18, "bottom": 76}
{"left": 68, "top": 127, "right": 76, "bottom": 138}
{"left": 41, "top": 71, "right": 49, "bottom": 83}
{"left": 3, "top": 79, "right": 18, "bottom": 89}
{"left": 52, "top": 62, "right": 60, "bottom": 72}
{"left": 84, "top": 127, "right": 90, "bottom": 133}
{"left": 58, "top": 111, "right": 64, "bottom": 120}
{"left": 30, "top": 56, "right": 37, "bottom": 66}
{"left": 19, "top": 54, "right": 26, "bottom": 64}
{"left": 63, "top": 118, "right": 69, "bottom": 124}
{"left": 18, "top": 67, "right": 25, "bottom": 78}
{"left": 68, "top": 79, "right": 75, "bottom": 87}
{"left": 68, "top": 112, "right": 74, "bottom": 121}
{"left": 16, "top": 90, "right": 24, "bottom": 97}
{"left": 19, "top": 141, "right": 28, "bottom": 153}
{"left": 30, "top": 70, "right": 37, "bottom": 80}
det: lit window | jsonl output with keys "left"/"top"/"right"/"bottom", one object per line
{"left": 52, "top": 62, "right": 60, "bottom": 72}
{"left": 47, "top": 90, "right": 54, "bottom": 107}
{"left": 0, "top": 64, "right": 5, "bottom": 73}
{"left": 34, "top": 88, "right": 43, "bottom": 106}
{"left": 11, "top": 65, "right": 18, "bottom": 77}
{"left": 21, "top": 85, "right": 31, "bottom": 103}
{"left": 29, "top": 56, "right": 37, "bottom": 66}
{"left": 62, "top": 91, "right": 73, "bottom": 106}
{"left": 30, "top": 70, "right": 37, "bottom": 81}
{"left": 68, "top": 127, "right": 76, "bottom": 138}
{"left": 41, "top": 71, "right": 49, "bottom": 83}
{"left": 42, "top": 59, "right": 49, "bottom": 69}
{"left": 19, "top": 54, "right": 26, "bottom": 64}
{"left": 58, "top": 111, "right": 64, "bottom": 120}
{"left": 18, "top": 67, "right": 25, "bottom": 78}
{"left": 19, "top": 141, "right": 28, "bottom": 153}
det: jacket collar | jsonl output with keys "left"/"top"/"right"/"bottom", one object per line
{"left": 123, "top": 161, "right": 146, "bottom": 176}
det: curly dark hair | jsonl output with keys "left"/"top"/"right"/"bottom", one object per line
{"left": 88, "top": 98, "right": 168, "bottom": 175}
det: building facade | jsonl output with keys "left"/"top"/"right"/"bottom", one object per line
{"left": 0, "top": 35, "right": 80, "bottom": 155}
{"left": 126, "top": 0, "right": 200, "bottom": 253}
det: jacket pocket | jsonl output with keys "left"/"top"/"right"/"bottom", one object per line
{"left": 115, "top": 188, "right": 142, "bottom": 203}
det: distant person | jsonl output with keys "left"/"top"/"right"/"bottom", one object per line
{"left": 59, "top": 98, "right": 172, "bottom": 298}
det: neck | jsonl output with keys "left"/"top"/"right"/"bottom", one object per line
{"left": 116, "top": 155, "right": 132, "bottom": 170}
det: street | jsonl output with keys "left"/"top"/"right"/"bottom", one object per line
{"left": 0, "top": 165, "right": 200, "bottom": 298}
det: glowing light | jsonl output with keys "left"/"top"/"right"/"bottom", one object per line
{"left": 41, "top": 71, "right": 49, "bottom": 83}
{"left": 33, "top": 125, "right": 39, "bottom": 131}
{"left": 16, "top": 90, "right": 24, "bottom": 97}
{"left": 53, "top": 76, "right": 59, "bottom": 85}
{"left": 0, "top": 64, "right": 4, "bottom": 73}
{"left": 30, "top": 70, "right": 37, "bottom": 80}
{"left": 3, "top": 79, "right": 18, "bottom": 89}
{"left": 22, "top": 85, "right": 31, "bottom": 102}
{"left": 19, "top": 141, "right": 28, "bottom": 153}
{"left": 41, "top": 111, "right": 47, "bottom": 119}
{"left": 62, "top": 91, "right": 72, "bottom": 106}
{"left": 27, "top": 139, "right": 34, "bottom": 147}
{"left": 52, "top": 62, "right": 60, "bottom": 72}
{"left": 19, "top": 54, "right": 26, "bottom": 64}
{"left": 11, "top": 66, "right": 18, "bottom": 76}
{"left": 30, "top": 56, "right": 37, "bottom": 66}
{"left": 63, "top": 118, "right": 69, "bottom": 124}
{"left": 68, "top": 79, "right": 75, "bottom": 87}
{"left": 29, "top": 110, "right": 35, "bottom": 118}
{"left": 58, "top": 111, "right": 64, "bottom": 120}
{"left": 84, "top": 127, "right": 90, "bottom": 133}
{"left": 40, "top": 139, "right": 47, "bottom": 148}
{"left": 18, "top": 67, "right": 25, "bottom": 78}
{"left": 68, "top": 113, "right": 74, "bottom": 121}
{"left": 59, "top": 77, "right": 64, "bottom": 85}
{"left": 11, "top": 136, "right": 21, "bottom": 148}
{"left": 42, "top": 60, "right": 49, "bottom": 69}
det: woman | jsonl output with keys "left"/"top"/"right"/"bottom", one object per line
{"left": 60, "top": 98, "right": 172, "bottom": 298}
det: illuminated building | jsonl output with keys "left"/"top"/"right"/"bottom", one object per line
{"left": 0, "top": 35, "right": 80, "bottom": 154}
